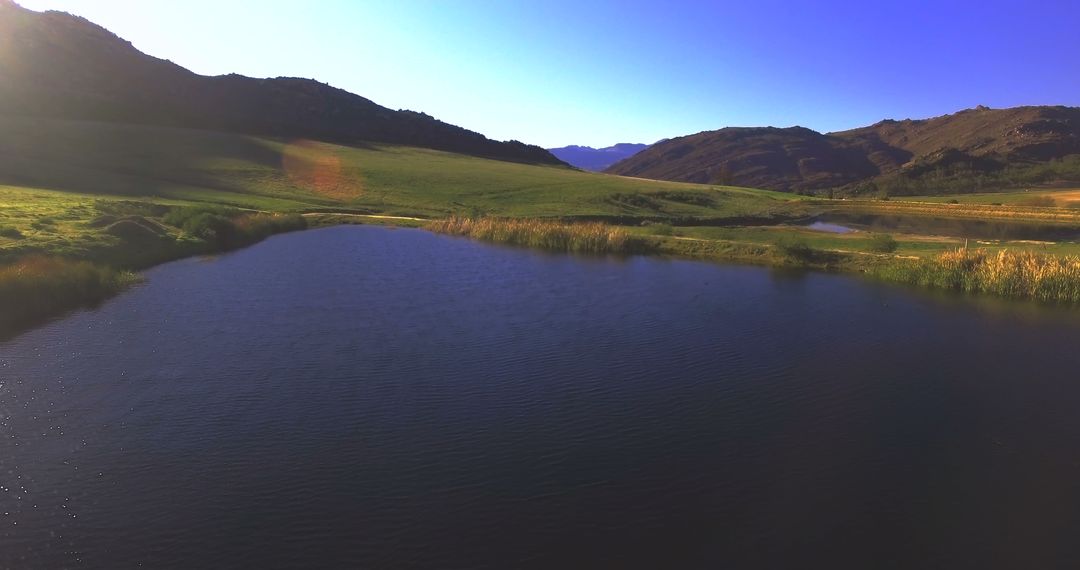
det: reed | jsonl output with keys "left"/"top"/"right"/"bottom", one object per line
{"left": 426, "top": 217, "right": 642, "bottom": 254}
{"left": 875, "top": 248, "right": 1080, "bottom": 303}
{"left": 231, "top": 213, "right": 308, "bottom": 245}
{"left": 0, "top": 256, "right": 139, "bottom": 336}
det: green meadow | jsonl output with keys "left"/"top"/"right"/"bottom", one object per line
{"left": 0, "top": 115, "right": 800, "bottom": 220}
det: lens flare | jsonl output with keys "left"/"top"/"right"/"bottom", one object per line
{"left": 281, "top": 140, "right": 362, "bottom": 200}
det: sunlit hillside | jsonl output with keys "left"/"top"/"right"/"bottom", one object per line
{"left": 0, "top": 116, "right": 799, "bottom": 219}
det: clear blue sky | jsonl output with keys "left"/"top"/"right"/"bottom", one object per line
{"left": 18, "top": 0, "right": 1080, "bottom": 148}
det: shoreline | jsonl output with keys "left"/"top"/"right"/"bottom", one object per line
{"left": 4, "top": 214, "right": 1079, "bottom": 342}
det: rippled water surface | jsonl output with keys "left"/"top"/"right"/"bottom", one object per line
{"left": 4, "top": 226, "right": 1080, "bottom": 569}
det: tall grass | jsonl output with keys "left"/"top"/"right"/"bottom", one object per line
{"left": 0, "top": 256, "right": 138, "bottom": 336}
{"left": 426, "top": 217, "right": 642, "bottom": 254}
{"left": 231, "top": 213, "right": 308, "bottom": 245}
{"left": 876, "top": 248, "right": 1080, "bottom": 303}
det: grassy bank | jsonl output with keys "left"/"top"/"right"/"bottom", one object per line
{"left": 0, "top": 202, "right": 307, "bottom": 339}
{"left": 874, "top": 248, "right": 1080, "bottom": 303}
{"left": 426, "top": 217, "right": 646, "bottom": 254}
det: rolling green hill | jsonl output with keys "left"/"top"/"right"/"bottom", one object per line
{"left": 0, "top": 116, "right": 799, "bottom": 220}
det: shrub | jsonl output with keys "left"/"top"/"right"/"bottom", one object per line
{"left": 0, "top": 225, "right": 23, "bottom": 239}
{"left": 868, "top": 233, "right": 898, "bottom": 253}
{"left": 163, "top": 205, "right": 241, "bottom": 229}
{"left": 648, "top": 223, "right": 674, "bottom": 236}
{"left": 31, "top": 217, "right": 56, "bottom": 230}
{"left": 651, "top": 191, "right": 715, "bottom": 207}
{"left": 775, "top": 236, "right": 815, "bottom": 261}
{"left": 609, "top": 193, "right": 662, "bottom": 210}
{"left": 180, "top": 212, "right": 236, "bottom": 244}
{"left": 163, "top": 206, "right": 306, "bottom": 248}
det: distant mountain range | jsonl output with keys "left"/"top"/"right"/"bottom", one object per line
{"left": 608, "top": 105, "right": 1080, "bottom": 195}
{"left": 547, "top": 143, "right": 649, "bottom": 171}
{"left": 0, "top": 0, "right": 562, "bottom": 166}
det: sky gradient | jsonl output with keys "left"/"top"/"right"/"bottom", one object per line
{"left": 17, "top": 0, "right": 1080, "bottom": 148}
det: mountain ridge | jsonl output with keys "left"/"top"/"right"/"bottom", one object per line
{"left": 547, "top": 143, "right": 649, "bottom": 171}
{"left": 607, "top": 105, "right": 1080, "bottom": 195}
{"left": 0, "top": 1, "right": 563, "bottom": 166}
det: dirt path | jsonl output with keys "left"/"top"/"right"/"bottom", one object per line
{"left": 302, "top": 213, "right": 427, "bottom": 222}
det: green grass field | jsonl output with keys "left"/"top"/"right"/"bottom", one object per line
{"left": 899, "top": 187, "right": 1080, "bottom": 207}
{"left": 0, "top": 115, "right": 801, "bottom": 220}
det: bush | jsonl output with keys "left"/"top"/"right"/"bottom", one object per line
{"left": 31, "top": 217, "right": 56, "bottom": 230}
{"left": 868, "top": 233, "right": 898, "bottom": 253}
{"left": 180, "top": 212, "right": 235, "bottom": 244}
{"left": 775, "top": 236, "right": 815, "bottom": 261}
{"left": 163, "top": 205, "right": 241, "bottom": 230}
{"left": 648, "top": 223, "right": 674, "bottom": 236}
{"left": 0, "top": 226, "right": 23, "bottom": 239}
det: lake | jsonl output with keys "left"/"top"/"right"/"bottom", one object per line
{"left": 3, "top": 225, "right": 1080, "bottom": 569}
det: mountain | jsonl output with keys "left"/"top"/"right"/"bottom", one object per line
{"left": 607, "top": 106, "right": 1080, "bottom": 195}
{"left": 547, "top": 143, "right": 649, "bottom": 171}
{"left": 0, "top": 0, "right": 562, "bottom": 165}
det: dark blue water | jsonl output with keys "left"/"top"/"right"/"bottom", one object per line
{"left": 4, "top": 226, "right": 1080, "bottom": 569}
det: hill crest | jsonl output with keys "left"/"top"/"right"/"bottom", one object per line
{"left": 608, "top": 105, "right": 1080, "bottom": 194}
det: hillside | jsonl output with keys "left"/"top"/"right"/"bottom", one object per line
{"left": 607, "top": 106, "right": 1080, "bottom": 195}
{"left": 548, "top": 143, "right": 649, "bottom": 171}
{"left": 0, "top": 0, "right": 560, "bottom": 165}
{"left": 0, "top": 116, "right": 797, "bottom": 222}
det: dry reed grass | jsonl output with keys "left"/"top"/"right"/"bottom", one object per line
{"left": 876, "top": 247, "right": 1080, "bottom": 303}
{"left": 426, "top": 217, "right": 641, "bottom": 254}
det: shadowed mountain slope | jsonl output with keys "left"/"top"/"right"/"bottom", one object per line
{"left": 0, "top": 0, "right": 562, "bottom": 165}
